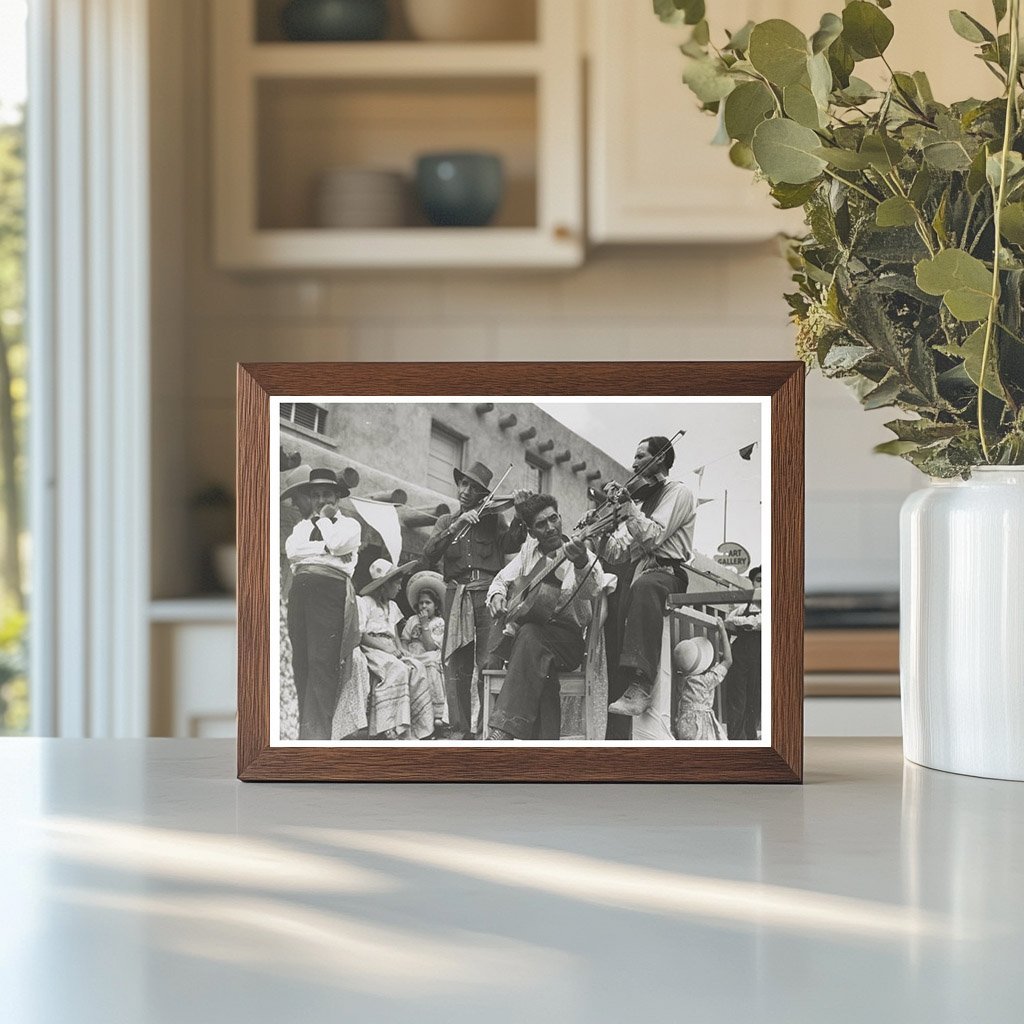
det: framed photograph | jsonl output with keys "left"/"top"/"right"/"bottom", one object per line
{"left": 237, "top": 362, "right": 803, "bottom": 782}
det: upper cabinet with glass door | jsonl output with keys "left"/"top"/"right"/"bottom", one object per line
{"left": 212, "top": 0, "right": 583, "bottom": 268}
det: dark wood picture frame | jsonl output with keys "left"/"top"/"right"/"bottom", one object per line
{"left": 237, "top": 362, "right": 804, "bottom": 782}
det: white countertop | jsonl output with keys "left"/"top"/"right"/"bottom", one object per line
{"left": 1, "top": 738, "right": 1020, "bottom": 1023}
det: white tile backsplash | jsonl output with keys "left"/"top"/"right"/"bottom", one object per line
{"left": 181, "top": 250, "right": 918, "bottom": 593}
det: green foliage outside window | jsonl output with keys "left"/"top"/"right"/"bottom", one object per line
{"left": 0, "top": 109, "right": 27, "bottom": 733}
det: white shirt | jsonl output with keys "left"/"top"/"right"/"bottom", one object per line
{"left": 285, "top": 514, "right": 361, "bottom": 578}
{"left": 487, "top": 539, "right": 609, "bottom": 630}
{"left": 604, "top": 478, "right": 695, "bottom": 572}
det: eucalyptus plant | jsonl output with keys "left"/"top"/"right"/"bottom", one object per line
{"left": 657, "top": 0, "right": 1024, "bottom": 476}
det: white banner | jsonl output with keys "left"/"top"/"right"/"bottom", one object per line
{"left": 350, "top": 498, "right": 403, "bottom": 564}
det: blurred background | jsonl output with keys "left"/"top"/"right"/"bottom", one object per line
{"left": 0, "top": 0, "right": 998, "bottom": 739}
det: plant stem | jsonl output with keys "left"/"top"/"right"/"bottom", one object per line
{"left": 822, "top": 167, "right": 880, "bottom": 205}
{"left": 979, "top": 0, "right": 1021, "bottom": 462}
{"left": 884, "top": 171, "right": 938, "bottom": 255}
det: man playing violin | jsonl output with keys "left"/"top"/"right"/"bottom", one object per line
{"left": 485, "top": 493, "right": 606, "bottom": 741}
{"left": 422, "top": 461, "right": 529, "bottom": 738}
{"left": 603, "top": 436, "right": 696, "bottom": 723}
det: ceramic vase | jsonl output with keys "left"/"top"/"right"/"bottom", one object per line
{"left": 281, "top": 0, "right": 388, "bottom": 42}
{"left": 900, "top": 467, "right": 1024, "bottom": 781}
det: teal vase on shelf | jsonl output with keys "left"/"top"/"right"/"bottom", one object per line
{"left": 280, "top": 0, "right": 388, "bottom": 42}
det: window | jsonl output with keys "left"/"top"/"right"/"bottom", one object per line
{"left": 281, "top": 401, "right": 327, "bottom": 434}
{"left": 0, "top": 0, "right": 27, "bottom": 735}
{"left": 525, "top": 453, "right": 550, "bottom": 495}
{"left": 428, "top": 422, "right": 464, "bottom": 496}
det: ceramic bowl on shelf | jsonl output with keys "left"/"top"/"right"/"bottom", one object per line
{"left": 414, "top": 152, "right": 504, "bottom": 227}
{"left": 280, "top": 0, "right": 388, "bottom": 42}
{"left": 403, "top": 0, "right": 534, "bottom": 42}
{"left": 213, "top": 543, "right": 237, "bottom": 594}
{"left": 315, "top": 167, "right": 407, "bottom": 229}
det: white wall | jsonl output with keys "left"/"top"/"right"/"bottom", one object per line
{"left": 156, "top": 0, "right": 922, "bottom": 599}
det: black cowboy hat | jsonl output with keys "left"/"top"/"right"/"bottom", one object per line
{"left": 452, "top": 461, "right": 493, "bottom": 493}
{"left": 280, "top": 466, "right": 359, "bottom": 502}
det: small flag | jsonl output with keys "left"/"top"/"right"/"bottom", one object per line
{"left": 697, "top": 497, "right": 715, "bottom": 507}
{"left": 350, "top": 497, "right": 403, "bottom": 564}
{"left": 739, "top": 443, "right": 757, "bottom": 461}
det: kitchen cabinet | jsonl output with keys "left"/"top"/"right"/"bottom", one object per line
{"left": 211, "top": 0, "right": 583, "bottom": 269}
{"left": 587, "top": 0, "right": 811, "bottom": 243}
{"left": 586, "top": 0, "right": 999, "bottom": 244}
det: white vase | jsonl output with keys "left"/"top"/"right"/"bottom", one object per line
{"left": 900, "top": 467, "right": 1024, "bottom": 780}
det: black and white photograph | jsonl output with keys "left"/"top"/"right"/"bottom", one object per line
{"left": 271, "top": 396, "right": 769, "bottom": 746}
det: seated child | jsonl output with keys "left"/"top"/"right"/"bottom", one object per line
{"left": 673, "top": 617, "right": 732, "bottom": 741}
{"left": 358, "top": 559, "right": 434, "bottom": 740}
{"left": 400, "top": 571, "right": 449, "bottom": 734}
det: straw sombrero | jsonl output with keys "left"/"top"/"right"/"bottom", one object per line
{"left": 360, "top": 558, "right": 419, "bottom": 597}
{"left": 672, "top": 636, "right": 715, "bottom": 675}
{"left": 406, "top": 570, "right": 445, "bottom": 611}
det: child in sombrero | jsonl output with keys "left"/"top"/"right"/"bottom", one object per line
{"left": 673, "top": 617, "right": 732, "bottom": 741}
{"left": 401, "top": 570, "right": 449, "bottom": 734}
{"left": 357, "top": 558, "right": 435, "bottom": 740}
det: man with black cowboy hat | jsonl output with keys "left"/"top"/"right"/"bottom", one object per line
{"left": 422, "top": 461, "right": 529, "bottom": 738}
{"left": 284, "top": 467, "right": 361, "bottom": 740}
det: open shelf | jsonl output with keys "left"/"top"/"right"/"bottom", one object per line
{"left": 249, "top": 41, "right": 544, "bottom": 77}
{"left": 213, "top": 0, "right": 581, "bottom": 268}
{"left": 257, "top": 76, "right": 537, "bottom": 231}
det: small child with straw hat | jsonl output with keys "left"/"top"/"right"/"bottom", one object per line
{"left": 672, "top": 617, "right": 733, "bottom": 740}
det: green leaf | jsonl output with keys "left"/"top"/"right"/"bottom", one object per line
{"left": 1000, "top": 203, "right": 1024, "bottom": 245}
{"left": 986, "top": 150, "right": 1024, "bottom": 191}
{"left": 807, "top": 51, "right": 833, "bottom": 110}
{"left": 860, "top": 133, "right": 904, "bottom": 173}
{"left": 912, "top": 71, "right": 935, "bottom": 104}
{"left": 884, "top": 418, "right": 963, "bottom": 443}
{"left": 751, "top": 118, "right": 828, "bottom": 184}
{"left": 967, "top": 144, "right": 991, "bottom": 194}
{"left": 748, "top": 20, "right": 809, "bottom": 87}
{"left": 948, "top": 10, "right": 994, "bottom": 44}
{"left": 842, "top": 1, "right": 895, "bottom": 59}
{"left": 814, "top": 146, "right": 872, "bottom": 170}
{"left": 874, "top": 439, "right": 922, "bottom": 455}
{"left": 692, "top": 19, "right": 710, "bottom": 45}
{"left": 724, "top": 20, "right": 755, "bottom": 53}
{"left": 909, "top": 164, "right": 933, "bottom": 205}
{"left": 862, "top": 374, "right": 903, "bottom": 409}
{"left": 723, "top": 81, "right": 776, "bottom": 144}
{"left": 682, "top": 57, "right": 736, "bottom": 104}
{"left": 653, "top": 0, "right": 705, "bottom": 26}
{"left": 922, "top": 140, "right": 972, "bottom": 171}
{"left": 810, "top": 12, "right": 843, "bottom": 54}
{"left": 876, "top": 197, "right": 918, "bottom": 228}
{"left": 915, "top": 249, "right": 994, "bottom": 322}
{"left": 827, "top": 36, "right": 856, "bottom": 89}
{"left": 729, "top": 140, "right": 757, "bottom": 169}
{"left": 784, "top": 80, "right": 824, "bottom": 129}
{"left": 939, "top": 325, "right": 1006, "bottom": 398}
{"left": 770, "top": 180, "right": 820, "bottom": 209}
{"left": 993, "top": 0, "right": 1008, "bottom": 24}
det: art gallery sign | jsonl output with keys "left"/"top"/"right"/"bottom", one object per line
{"left": 714, "top": 541, "right": 751, "bottom": 574}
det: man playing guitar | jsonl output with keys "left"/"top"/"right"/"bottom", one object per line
{"left": 484, "top": 494, "right": 606, "bottom": 741}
